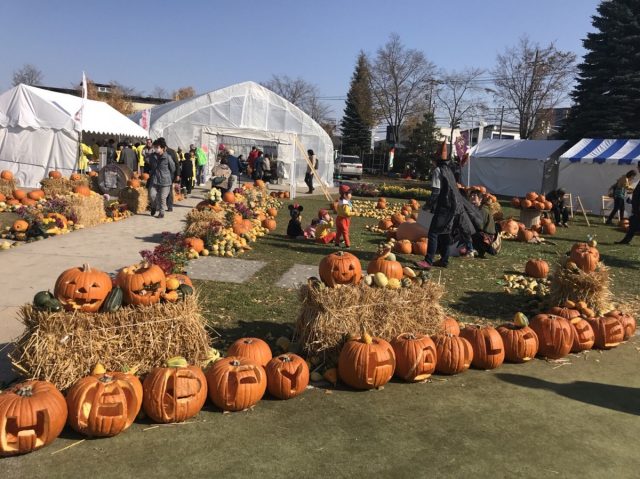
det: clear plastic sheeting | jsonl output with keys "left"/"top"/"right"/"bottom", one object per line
{"left": 129, "top": 81, "right": 334, "bottom": 187}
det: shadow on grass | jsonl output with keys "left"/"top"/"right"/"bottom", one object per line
{"left": 448, "top": 291, "right": 524, "bottom": 322}
{"left": 496, "top": 373, "right": 640, "bottom": 416}
{"left": 598, "top": 253, "right": 640, "bottom": 270}
{"left": 211, "top": 320, "right": 294, "bottom": 350}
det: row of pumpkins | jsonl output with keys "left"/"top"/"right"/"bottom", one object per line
{"left": 500, "top": 217, "right": 557, "bottom": 240}
{"left": 511, "top": 191, "right": 553, "bottom": 211}
{"left": 33, "top": 262, "right": 195, "bottom": 314}
{"left": 3, "top": 305, "right": 636, "bottom": 457}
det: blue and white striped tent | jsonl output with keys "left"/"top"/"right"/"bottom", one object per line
{"left": 559, "top": 139, "right": 640, "bottom": 212}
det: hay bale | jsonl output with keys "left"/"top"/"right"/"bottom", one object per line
{"left": 184, "top": 208, "right": 226, "bottom": 238}
{"left": 41, "top": 178, "right": 72, "bottom": 197}
{"left": 0, "top": 178, "right": 17, "bottom": 197}
{"left": 118, "top": 186, "right": 149, "bottom": 214}
{"left": 70, "top": 177, "right": 90, "bottom": 190}
{"left": 9, "top": 295, "right": 211, "bottom": 391}
{"left": 294, "top": 282, "right": 445, "bottom": 361}
{"left": 66, "top": 192, "right": 106, "bottom": 227}
{"left": 548, "top": 262, "right": 613, "bottom": 313}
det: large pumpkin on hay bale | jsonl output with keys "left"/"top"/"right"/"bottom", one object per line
{"left": 529, "top": 314, "right": 573, "bottom": 359}
{"left": 48, "top": 171, "right": 62, "bottom": 179}
{"left": 226, "top": 337, "right": 273, "bottom": 367}
{"left": 143, "top": 357, "right": 208, "bottom": 423}
{"left": 319, "top": 251, "right": 362, "bottom": 287}
{"left": 604, "top": 310, "right": 636, "bottom": 340}
{"left": 27, "top": 190, "right": 45, "bottom": 201}
{"left": 569, "top": 243, "right": 599, "bottom": 273}
{"left": 524, "top": 259, "right": 549, "bottom": 278}
{"left": 222, "top": 191, "right": 236, "bottom": 203}
{"left": 206, "top": 356, "right": 267, "bottom": 412}
{"left": 338, "top": 332, "right": 395, "bottom": 390}
{"left": 265, "top": 354, "right": 309, "bottom": 400}
{"left": 586, "top": 316, "right": 625, "bottom": 349}
{"left": 496, "top": 322, "right": 539, "bottom": 363}
{"left": 12, "top": 189, "right": 26, "bottom": 200}
{"left": 54, "top": 264, "right": 112, "bottom": 313}
{"left": 366, "top": 256, "right": 403, "bottom": 280}
{"left": 115, "top": 262, "right": 166, "bottom": 306}
{"left": 459, "top": 325, "right": 505, "bottom": 370}
{"left": 570, "top": 318, "right": 595, "bottom": 352}
{"left": 395, "top": 221, "right": 428, "bottom": 242}
{"left": 66, "top": 364, "right": 142, "bottom": 437}
{"left": 391, "top": 333, "right": 437, "bottom": 382}
{"left": 73, "top": 185, "right": 91, "bottom": 197}
{"left": 0, "top": 380, "right": 67, "bottom": 457}
{"left": 432, "top": 334, "right": 473, "bottom": 375}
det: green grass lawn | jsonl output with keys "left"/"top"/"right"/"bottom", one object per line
{"left": 198, "top": 195, "right": 640, "bottom": 350}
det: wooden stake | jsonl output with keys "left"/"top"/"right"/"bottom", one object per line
{"left": 294, "top": 138, "right": 333, "bottom": 202}
{"left": 576, "top": 196, "right": 591, "bottom": 227}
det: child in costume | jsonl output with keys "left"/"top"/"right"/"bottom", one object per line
{"left": 304, "top": 218, "right": 319, "bottom": 239}
{"left": 334, "top": 185, "right": 354, "bottom": 248}
{"left": 286, "top": 204, "right": 305, "bottom": 238}
{"left": 315, "top": 208, "right": 336, "bottom": 244}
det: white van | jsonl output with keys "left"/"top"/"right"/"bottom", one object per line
{"left": 335, "top": 154, "right": 363, "bottom": 179}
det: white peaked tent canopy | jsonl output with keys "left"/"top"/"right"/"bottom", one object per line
{"left": 462, "top": 139, "right": 566, "bottom": 197}
{"left": 559, "top": 139, "right": 640, "bottom": 212}
{"left": 0, "top": 84, "right": 148, "bottom": 188}
{"left": 130, "top": 81, "right": 334, "bottom": 191}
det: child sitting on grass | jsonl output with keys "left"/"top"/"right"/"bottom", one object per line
{"left": 315, "top": 209, "right": 336, "bottom": 244}
{"left": 304, "top": 218, "right": 319, "bottom": 239}
{"left": 335, "top": 185, "right": 354, "bottom": 248}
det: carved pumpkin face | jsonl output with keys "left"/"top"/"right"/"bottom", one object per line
{"left": 570, "top": 319, "right": 595, "bottom": 352}
{"left": 265, "top": 354, "right": 310, "bottom": 399}
{"left": 604, "top": 310, "right": 636, "bottom": 340}
{"left": 206, "top": 357, "right": 267, "bottom": 411}
{"left": 66, "top": 372, "right": 142, "bottom": 437}
{"left": 460, "top": 325, "right": 505, "bottom": 370}
{"left": 0, "top": 380, "right": 67, "bottom": 456}
{"left": 143, "top": 365, "right": 208, "bottom": 423}
{"left": 338, "top": 334, "right": 396, "bottom": 389}
{"left": 497, "top": 324, "right": 539, "bottom": 363}
{"left": 586, "top": 316, "right": 625, "bottom": 349}
{"left": 433, "top": 334, "right": 474, "bottom": 375}
{"left": 54, "top": 264, "right": 112, "bottom": 312}
{"left": 529, "top": 314, "right": 573, "bottom": 359}
{"left": 391, "top": 333, "right": 437, "bottom": 382}
{"left": 116, "top": 262, "right": 166, "bottom": 306}
{"left": 319, "top": 251, "right": 362, "bottom": 287}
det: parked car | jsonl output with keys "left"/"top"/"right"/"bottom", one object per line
{"left": 334, "top": 155, "right": 363, "bottom": 179}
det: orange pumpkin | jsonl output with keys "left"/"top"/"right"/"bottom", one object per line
{"left": 529, "top": 314, "right": 573, "bottom": 359}
{"left": 338, "top": 333, "right": 396, "bottom": 390}
{"left": 569, "top": 243, "right": 599, "bottom": 273}
{"left": 496, "top": 323, "right": 539, "bottom": 363}
{"left": 12, "top": 220, "right": 29, "bottom": 232}
{"left": 73, "top": 186, "right": 91, "bottom": 197}
{"left": 586, "top": 316, "right": 625, "bottom": 349}
{"left": 541, "top": 223, "right": 556, "bottom": 235}
{"left": 27, "top": 190, "right": 45, "bottom": 201}
{"left": 141, "top": 173, "right": 150, "bottom": 181}
{"left": 222, "top": 192, "right": 236, "bottom": 203}
{"left": 525, "top": 191, "right": 538, "bottom": 201}
{"left": 411, "top": 239, "right": 427, "bottom": 256}
{"left": 48, "top": 171, "right": 62, "bottom": 179}
{"left": 501, "top": 219, "right": 519, "bottom": 236}
{"left": 511, "top": 198, "right": 521, "bottom": 208}
{"left": 127, "top": 179, "right": 141, "bottom": 188}
{"left": 206, "top": 357, "right": 267, "bottom": 411}
{"left": 0, "top": 193, "right": 5, "bottom": 202}
{"left": 393, "top": 239, "right": 413, "bottom": 255}
{"left": 366, "top": 257, "right": 403, "bottom": 280}
{"left": 524, "top": 259, "right": 549, "bottom": 278}
{"left": 517, "top": 229, "right": 534, "bottom": 242}
{"left": 254, "top": 179, "right": 265, "bottom": 188}
{"left": 20, "top": 198, "right": 36, "bottom": 207}
{"left": 520, "top": 199, "right": 533, "bottom": 209}
{"left": 184, "top": 237, "right": 204, "bottom": 253}
{"left": 266, "top": 207, "right": 278, "bottom": 217}
{"left": 439, "top": 316, "right": 461, "bottom": 335}
{"left": 604, "top": 310, "right": 636, "bottom": 340}
{"left": 459, "top": 325, "right": 505, "bottom": 370}
{"left": 226, "top": 337, "right": 273, "bottom": 367}
{"left": 544, "top": 200, "right": 553, "bottom": 210}
{"left": 12, "top": 189, "right": 26, "bottom": 200}
{"left": 546, "top": 307, "right": 581, "bottom": 321}
{"left": 570, "top": 318, "right": 595, "bottom": 352}
{"left": 319, "top": 251, "right": 362, "bottom": 287}
{"left": 265, "top": 354, "right": 309, "bottom": 399}
{"left": 115, "top": 262, "right": 166, "bottom": 306}
{"left": 70, "top": 173, "right": 82, "bottom": 181}
{"left": 262, "top": 218, "right": 277, "bottom": 231}
{"left": 166, "top": 273, "right": 193, "bottom": 288}
{"left": 378, "top": 218, "right": 393, "bottom": 230}
{"left": 54, "top": 264, "right": 113, "bottom": 313}
{"left": 88, "top": 171, "right": 99, "bottom": 177}
{"left": 391, "top": 213, "right": 406, "bottom": 226}
{"left": 432, "top": 334, "right": 473, "bottom": 375}
{"left": 0, "top": 170, "right": 13, "bottom": 180}
{"left": 391, "top": 333, "right": 437, "bottom": 382}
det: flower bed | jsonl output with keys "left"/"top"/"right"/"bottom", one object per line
{"left": 348, "top": 182, "right": 431, "bottom": 200}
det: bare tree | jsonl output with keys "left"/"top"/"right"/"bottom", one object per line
{"left": 12, "top": 64, "right": 44, "bottom": 86}
{"left": 492, "top": 36, "right": 576, "bottom": 139}
{"left": 262, "top": 75, "right": 331, "bottom": 123}
{"left": 368, "top": 33, "right": 436, "bottom": 145}
{"left": 150, "top": 86, "right": 170, "bottom": 99}
{"left": 435, "top": 68, "right": 485, "bottom": 159}
{"left": 172, "top": 86, "right": 196, "bottom": 100}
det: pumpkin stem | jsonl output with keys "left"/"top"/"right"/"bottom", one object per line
{"left": 82, "top": 263, "right": 91, "bottom": 272}
{"left": 98, "top": 375, "right": 114, "bottom": 383}
{"left": 280, "top": 355, "right": 292, "bottom": 363}
{"left": 165, "top": 356, "right": 188, "bottom": 368}
{"left": 243, "top": 339, "right": 254, "bottom": 344}
{"left": 230, "top": 359, "right": 241, "bottom": 367}
{"left": 16, "top": 385, "right": 33, "bottom": 397}
{"left": 92, "top": 363, "right": 107, "bottom": 375}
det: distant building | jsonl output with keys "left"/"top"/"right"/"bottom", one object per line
{"left": 533, "top": 107, "right": 571, "bottom": 139}
{"left": 38, "top": 82, "right": 171, "bottom": 112}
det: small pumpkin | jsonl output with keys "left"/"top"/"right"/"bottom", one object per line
{"left": 546, "top": 307, "right": 581, "bottom": 321}
{"left": 459, "top": 325, "right": 505, "bottom": 370}
{"left": 517, "top": 229, "right": 534, "bottom": 242}
{"left": 586, "top": 316, "right": 625, "bottom": 349}
{"left": 496, "top": 323, "right": 539, "bottom": 363}
{"left": 529, "top": 314, "right": 573, "bottom": 359}
{"left": 411, "top": 239, "right": 428, "bottom": 256}
{"left": 338, "top": 332, "right": 396, "bottom": 389}
{"left": 206, "top": 357, "right": 267, "bottom": 411}
{"left": 222, "top": 191, "right": 236, "bottom": 203}
{"left": 319, "top": 251, "right": 362, "bottom": 287}
{"left": 378, "top": 218, "right": 393, "bottom": 230}
{"left": 226, "top": 337, "right": 273, "bottom": 367}
{"left": 393, "top": 239, "right": 413, "bottom": 255}
{"left": 54, "top": 263, "right": 113, "bottom": 313}
{"left": 127, "top": 179, "right": 141, "bottom": 188}
{"left": 265, "top": 354, "right": 309, "bottom": 399}
{"left": 0, "top": 170, "right": 13, "bottom": 180}
{"left": 501, "top": 219, "right": 519, "bottom": 236}
{"left": 12, "top": 220, "right": 29, "bottom": 233}
{"left": 432, "top": 334, "right": 473, "bottom": 375}
{"left": 184, "top": 237, "right": 204, "bottom": 253}
{"left": 262, "top": 218, "right": 277, "bottom": 231}
{"left": 73, "top": 186, "right": 91, "bottom": 197}
{"left": 27, "top": 190, "right": 45, "bottom": 201}
{"left": 366, "top": 257, "right": 403, "bottom": 280}
{"left": 12, "top": 189, "right": 26, "bottom": 200}
{"left": 524, "top": 259, "right": 549, "bottom": 279}
{"left": 391, "top": 333, "right": 437, "bottom": 382}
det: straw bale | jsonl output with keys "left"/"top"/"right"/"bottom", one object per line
{"left": 184, "top": 208, "right": 227, "bottom": 238}
{"left": 41, "top": 178, "right": 72, "bottom": 197}
{"left": 294, "top": 281, "right": 445, "bottom": 361}
{"left": 10, "top": 294, "right": 211, "bottom": 391}
{"left": 0, "top": 178, "right": 17, "bottom": 197}
{"left": 70, "top": 177, "right": 90, "bottom": 189}
{"left": 66, "top": 192, "right": 106, "bottom": 227}
{"left": 547, "top": 262, "right": 613, "bottom": 313}
{"left": 118, "top": 186, "right": 149, "bottom": 214}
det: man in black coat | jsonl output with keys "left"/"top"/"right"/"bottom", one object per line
{"left": 615, "top": 164, "right": 640, "bottom": 244}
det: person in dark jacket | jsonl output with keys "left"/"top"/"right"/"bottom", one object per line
{"left": 180, "top": 152, "right": 194, "bottom": 195}
{"left": 226, "top": 148, "right": 240, "bottom": 191}
{"left": 547, "top": 189, "right": 570, "bottom": 227}
{"left": 468, "top": 189, "right": 500, "bottom": 258}
{"left": 253, "top": 151, "right": 265, "bottom": 180}
{"left": 416, "top": 143, "right": 478, "bottom": 269}
{"left": 161, "top": 139, "right": 180, "bottom": 212}
{"left": 606, "top": 169, "right": 636, "bottom": 224}
{"left": 149, "top": 138, "right": 176, "bottom": 218}
{"left": 615, "top": 164, "right": 640, "bottom": 244}
{"left": 119, "top": 141, "right": 138, "bottom": 172}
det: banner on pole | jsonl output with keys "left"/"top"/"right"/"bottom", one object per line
{"left": 73, "top": 71, "right": 88, "bottom": 130}
{"left": 139, "top": 109, "right": 151, "bottom": 133}
{"left": 388, "top": 147, "right": 395, "bottom": 170}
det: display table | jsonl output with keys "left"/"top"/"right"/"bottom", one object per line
{"left": 520, "top": 208, "right": 545, "bottom": 228}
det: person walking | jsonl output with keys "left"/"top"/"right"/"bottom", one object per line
{"left": 142, "top": 138, "right": 154, "bottom": 174}
{"left": 120, "top": 141, "right": 138, "bottom": 172}
{"left": 148, "top": 138, "right": 175, "bottom": 219}
{"left": 162, "top": 141, "right": 180, "bottom": 212}
{"left": 194, "top": 144, "right": 207, "bottom": 185}
{"left": 180, "top": 152, "right": 194, "bottom": 195}
{"left": 334, "top": 185, "right": 354, "bottom": 248}
{"left": 305, "top": 149, "right": 318, "bottom": 193}
{"left": 615, "top": 164, "right": 640, "bottom": 244}
{"left": 226, "top": 148, "right": 240, "bottom": 191}
{"left": 606, "top": 170, "right": 637, "bottom": 224}
{"left": 253, "top": 151, "right": 265, "bottom": 180}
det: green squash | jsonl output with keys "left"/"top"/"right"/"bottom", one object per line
{"left": 101, "top": 287, "right": 123, "bottom": 313}
{"left": 176, "top": 284, "right": 195, "bottom": 301}
{"left": 33, "top": 290, "right": 62, "bottom": 312}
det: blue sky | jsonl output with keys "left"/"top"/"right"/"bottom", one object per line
{"left": 1, "top": 0, "right": 601, "bottom": 121}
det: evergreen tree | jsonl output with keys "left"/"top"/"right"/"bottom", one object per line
{"left": 564, "top": 0, "right": 640, "bottom": 140}
{"left": 405, "top": 111, "right": 442, "bottom": 177}
{"left": 341, "top": 52, "right": 375, "bottom": 155}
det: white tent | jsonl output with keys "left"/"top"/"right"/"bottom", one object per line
{"left": 130, "top": 81, "right": 334, "bottom": 195}
{"left": 463, "top": 139, "right": 566, "bottom": 197}
{"left": 0, "top": 84, "right": 148, "bottom": 188}
{"left": 558, "top": 139, "right": 640, "bottom": 213}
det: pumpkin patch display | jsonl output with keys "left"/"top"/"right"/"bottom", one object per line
{"left": 432, "top": 334, "right": 473, "bottom": 375}
{"left": 586, "top": 316, "right": 625, "bottom": 349}
{"left": 265, "top": 354, "right": 309, "bottom": 399}
{"left": 496, "top": 323, "right": 539, "bottom": 363}
{"left": 0, "top": 380, "right": 67, "bottom": 456}
{"left": 54, "top": 263, "right": 113, "bottom": 313}
{"left": 226, "top": 337, "right": 273, "bottom": 367}
{"left": 390, "top": 333, "right": 437, "bottom": 382}
{"left": 529, "top": 314, "right": 573, "bottom": 359}
{"left": 206, "top": 357, "right": 267, "bottom": 411}
{"left": 66, "top": 364, "right": 142, "bottom": 437}
{"left": 116, "top": 262, "right": 166, "bottom": 306}
{"left": 570, "top": 318, "right": 595, "bottom": 352}
{"left": 525, "top": 259, "right": 549, "bottom": 279}
{"left": 319, "top": 251, "right": 362, "bottom": 287}
{"left": 338, "top": 332, "right": 396, "bottom": 389}
{"left": 142, "top": 357, "right": 208, "bottom": 423}
{"left": 459, "top": 325, "right": 505, "bottom": 370}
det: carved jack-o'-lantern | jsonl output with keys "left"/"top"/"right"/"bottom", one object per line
{"left": 116, "top": 262, "right": 166, "bottom": 306}
{"left": 265, "top": 354, "right": 309, "bottom": 400}
{"left": 66, "top": 365, "right": 142, "bottom": 437}
{"left": 604, "top": 310, "right": 636, "bottom": 340}
{"left": 54, "top": 264, "right": 112, "bottom": 313}
{"left": 497, "top": 323, "right": 539, "bottom": 363}
{"left": 318, "top": 251, "right": 362, "bottom": 287}
{"left": 338, "top": 333, "right": 396, "bottom": 389}
{"left": 432, "top": 334, "right": 474, "bottom": 375}
{"left": 206, "top": 357, "right": 267, "bottom": 411}
{"left": 391, "top": 333, "right": 437, "bottom": 382}
{"left": 0, "top": 380, "right": 67, "bottom": 456}
{"left": 529, "top": 314, "right": 573, "bottom": 359}
{"left": 586, "top": 316, "right": 625, "bottom": 349}
{"left": 460, "top": 325, "right": 505, "bottom": 370}
{"left": 570, "top": 318, "right": 595, "bottom": 352}
{"left": 142, "top": 357, "right": 208, "bottom": 423}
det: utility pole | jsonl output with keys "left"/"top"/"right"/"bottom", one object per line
{"left": 498, "top": 106, "right": 505, "bottom": 139}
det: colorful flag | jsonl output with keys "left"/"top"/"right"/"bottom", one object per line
{"left": 388, "top": 147, "right": 395, "bottom": 170}
{"left": 139, "top": 109, "right": 151, "bottom": 132}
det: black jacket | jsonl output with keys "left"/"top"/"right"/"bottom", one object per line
{"left": 429, "top": 161, "right": 478, "bottom": 236}
{"left": 631, "top": 181, "right": 640, "bottom": 216}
